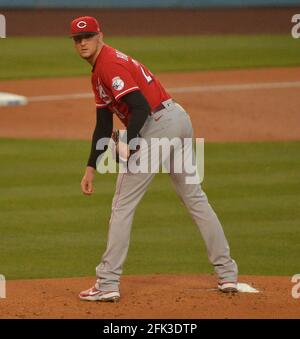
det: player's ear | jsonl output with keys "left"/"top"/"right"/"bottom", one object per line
{"left": 99, "top": 32, "right": 104, "bottom": 41}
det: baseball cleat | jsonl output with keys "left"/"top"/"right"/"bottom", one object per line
{"left": 218, "top": 282, "right": 238, "bottom": 293}
{"left": 79, "top": 286, "right": 120, "bottom": 302}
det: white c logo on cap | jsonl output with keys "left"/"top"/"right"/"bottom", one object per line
{"left": 77, "top": 21, "right": 87, "bottom": 29}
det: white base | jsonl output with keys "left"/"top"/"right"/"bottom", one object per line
{"left": 0, "top": 92, "right": 28, "bottom": 106}
{"left": 205, "top": 283, "right": 260, "bottom": 293}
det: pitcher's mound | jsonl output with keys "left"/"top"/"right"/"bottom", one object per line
{"left": 0, "top": 274, "right": 299, "bottom": 318}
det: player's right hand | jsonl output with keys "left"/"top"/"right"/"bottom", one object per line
{"left": 81, "top": 166, "right": 95, "bottom": 195}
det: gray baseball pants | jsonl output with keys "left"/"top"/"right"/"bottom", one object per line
{"left": 96, "top": 100, "right": 238, "bottom": 292}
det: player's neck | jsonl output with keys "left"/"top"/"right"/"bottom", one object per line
{"left": 88, "top": 43, "right": 104, "bottom": 66}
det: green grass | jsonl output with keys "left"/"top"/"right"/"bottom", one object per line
{"left": 1, "top": 35, "right": 300, "bottom": 80}
{"left": 0, "top": 139, "right": 299, "bottom": 280}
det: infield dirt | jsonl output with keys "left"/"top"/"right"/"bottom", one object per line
{"left": 1, "top": 274, "right": 299, "bottom": 318}
{"left": 1, "top": 67, "right": 300, "bottom": 142}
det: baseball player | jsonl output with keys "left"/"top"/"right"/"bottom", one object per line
{"left": 70, "top": 16, "right": 238, "bottom": 302}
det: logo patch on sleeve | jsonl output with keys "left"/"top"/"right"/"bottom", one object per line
{"left": 112, "top": 76, "right": 125, "bottom": 91}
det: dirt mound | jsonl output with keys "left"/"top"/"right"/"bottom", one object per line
{"left": 0, "top": 274, "right": 299, "bottom": 319}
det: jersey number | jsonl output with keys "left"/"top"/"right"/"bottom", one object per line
{"left": 140, "top": 65, "right": 153, "bottom": 84}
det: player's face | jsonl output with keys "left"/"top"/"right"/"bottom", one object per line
{"left": 73, "top": 33, "right": 102, "bottom": 60}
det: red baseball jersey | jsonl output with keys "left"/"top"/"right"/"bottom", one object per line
{"left": 91, "top": 44, "right": 171, "bottom": 126}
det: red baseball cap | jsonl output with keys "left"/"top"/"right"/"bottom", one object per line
{"left": 70, "top": 16, "right": 101, "bottom": 36}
